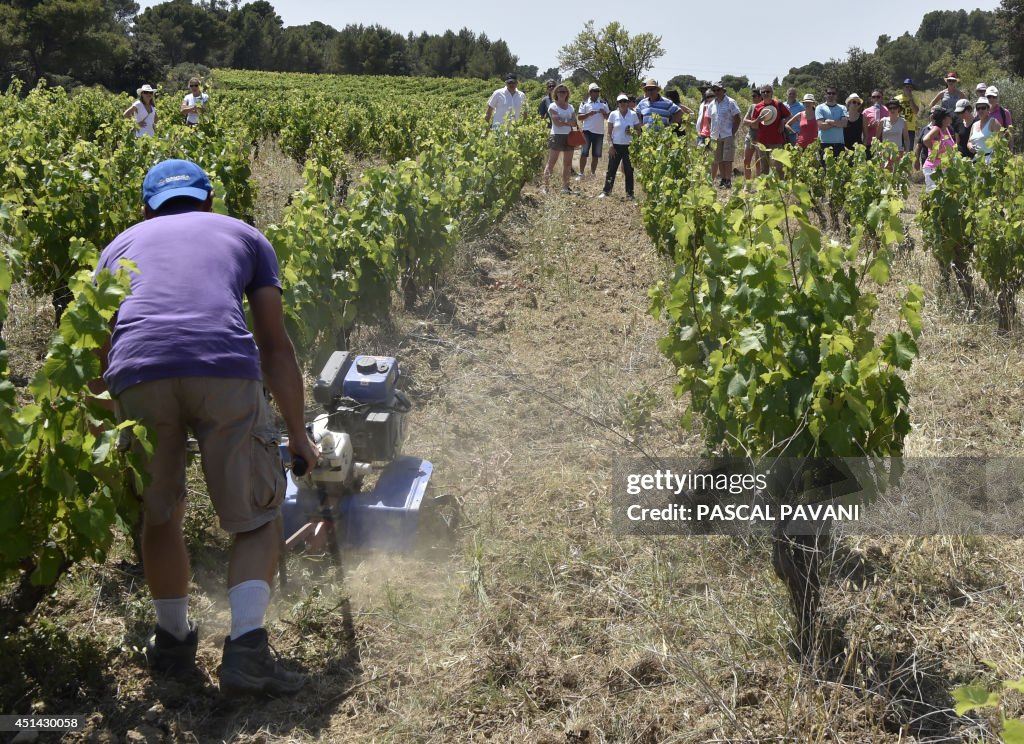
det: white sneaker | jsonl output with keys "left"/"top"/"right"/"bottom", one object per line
{"left": 575, "top": 174, "right": 583, "bottom": 181}
{"left": 597, "top": 192, "right": 607, "bottom": 199}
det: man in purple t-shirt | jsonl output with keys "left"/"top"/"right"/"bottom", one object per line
{"left": 94, "top": 159, "right": 318, "bottom": 696}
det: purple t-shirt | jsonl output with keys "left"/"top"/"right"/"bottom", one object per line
{"left": 96, "top": 209, "right": 281, "bottom": 396}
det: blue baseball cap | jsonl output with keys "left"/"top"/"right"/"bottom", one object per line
{"left": 142, "top": 159, "right": 212, "bottom": 210}
{"left": 903, "top": 78, "right": 914, "bottom": 86}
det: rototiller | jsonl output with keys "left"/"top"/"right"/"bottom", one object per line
{"left": 279, "top": 351, "right": 453, "bottom": 565}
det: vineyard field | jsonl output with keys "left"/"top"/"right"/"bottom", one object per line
{"left": 3, "top": 69, "right": 1024, "bottom": 742}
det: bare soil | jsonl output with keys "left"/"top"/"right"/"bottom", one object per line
{"left": 4, "top": 147, "right": 1024, "bottom": 743}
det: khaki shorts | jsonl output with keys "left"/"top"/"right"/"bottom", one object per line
{"left": 117, "top": 377, "right": 286, "bottom": 533}
{"left": 713, "top": 136, "right": 736, "bottom": 162}
{"left": 758, "top": 144, "right": 784, "bottom": 171}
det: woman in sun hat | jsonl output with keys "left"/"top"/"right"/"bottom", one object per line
{"left": 124, "top": 84, "right": 157, "bottom": 137}
{"left": 929, "top": 72, "right": 965, "bottom": 115}
{"left": 967, "top": 95, "right": 1002, "bottom": 163}
{"left": 844, "top": 93, "right": 865, "bottom": 150}
{"left": 785, "top": 94, "right": 818, "bottom": 148}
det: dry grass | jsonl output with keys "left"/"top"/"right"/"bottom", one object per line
{"left": 5, "top": 146, "right": 1024, "bottom": 742}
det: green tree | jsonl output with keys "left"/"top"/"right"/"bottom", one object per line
{"left": 276, "top": 25, "right": 330, "bottom": 73}
{"left": 331, "top": 24, "right": 408, "bottom": 75}
{"left": 926, "top": 39, "right": 1008, "bottom": 94}
{"left": 718, "top": 74, "right": 749, "bottom": 93}
{"left": 874, "top": 32, "right": 932, "bottom": 88}
{"left": 132, "top": 0, "right": 231, "bottom": 68}
{"left": 1, "top": 0, "right": 137, "bottom": 88}
{"left": 227, "top": 0, "right": 283, "bottom": 71}
{"left": 1000, "top": 0, "right": 1024, "bottom": 76}
{"left": 782, "top": 61, "right": 824, "bottom": 93}
{"left": 667, "top": 74, "right": 705, "bottom": 93}
{"left": 538, "top": 66, "right": 559, "bottom": 83}
{"left": 557, "top": 20, "right": 664, "bottom": 100}
{"left": 822, "top": 46, "right": 894, "bottom": 100}
{"left": 514, "top": 63, "right": 538, "bottom": 80}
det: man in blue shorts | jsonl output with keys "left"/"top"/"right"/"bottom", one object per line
{"left": 94, "top": 159, "right": 320, "bottom": 696}
{"left": 578, "top": 82, "right": 610, "bottom": 179}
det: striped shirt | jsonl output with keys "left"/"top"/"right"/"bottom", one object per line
{"left": 637, "top": 96, "right": 681, "bottom": 126}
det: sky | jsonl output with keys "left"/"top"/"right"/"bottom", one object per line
{"left": 137, "top": 0, "right": 1002, "bottom": 88}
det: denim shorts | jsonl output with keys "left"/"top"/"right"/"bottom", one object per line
{"left": 581, "top": 131, "right": 604, "bottom": 157}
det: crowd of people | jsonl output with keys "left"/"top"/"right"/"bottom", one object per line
{"left": 122, "top": 77, "right": 209, "bottom": 137}
{"left": 488, "top": 74, "right": 690, "bottom": 196}
{"left": 485, "top": 70, "right": 1015, "bottom": 196}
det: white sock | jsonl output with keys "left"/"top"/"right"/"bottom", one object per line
{"left": 153, "top": 597, "right": 190, "bottom": 641}
{"left": 228, "top": 580, "right": 271, "bottom": 640}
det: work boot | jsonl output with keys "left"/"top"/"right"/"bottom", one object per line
{"left": 146, "top": 621, "right": 198, "bottom": 673}
{"left": 219, "top": 628, "right": 306, "bottom": 697}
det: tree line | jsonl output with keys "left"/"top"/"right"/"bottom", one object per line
{"left": 659, "top": 6, "right": 1023, "bottom": 104}
{"left": 0, "top": 0, "right": 540, "bottom": 94}
{"left": 783, "top": 8, "right": 1018, "bottom": 97}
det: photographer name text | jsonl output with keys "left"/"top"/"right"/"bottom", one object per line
{"left": 625, "top": 503, "right": 861, "bottom": 523}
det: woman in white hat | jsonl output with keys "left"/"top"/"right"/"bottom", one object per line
{"left": 124, "top": 84, "right": 157, "bottom": 137}
{"left": 986, "top": 86, "right": 1013, "bottom": 148}
{"left": 967, "top": 96, "right": 1001, "bottom": 162}
{"left": 785, "top": 94, "right": 819, "bottom": 148}
{"left": 844, "top": 93, "right": 865, "bottom": 150}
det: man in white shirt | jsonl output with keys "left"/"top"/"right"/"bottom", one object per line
{"left": 599, "top": 94, "right": 640, "bottom": 199}
{"left": 485, "top": 74, "right": 527, "bottom": 129}
{"left": 708, "top": 82, "right": 741, "bottom": 189}
{"left": 578, "top": 82, "right": 610, "bottom": 179}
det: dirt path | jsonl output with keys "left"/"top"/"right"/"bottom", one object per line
{"left": 322, "top": 173, "right": 707, "bottom": 741}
